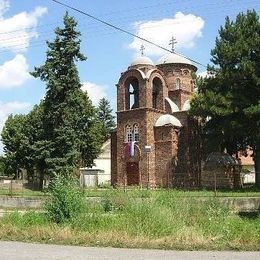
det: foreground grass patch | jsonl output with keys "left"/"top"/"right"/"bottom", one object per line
{"left": 0, "top": 190, "right": 259, "bottom": 251}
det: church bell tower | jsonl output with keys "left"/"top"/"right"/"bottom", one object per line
{"left": 111, "top": 41, "right": 200, "bottom": 189}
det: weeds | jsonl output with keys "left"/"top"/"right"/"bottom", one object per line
{"left": 44, "top": 174, "right": 86, "bottom": 224}
{"left": 0, "top": 189, "right": 259, "bottom": 250}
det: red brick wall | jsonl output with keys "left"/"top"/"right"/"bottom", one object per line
{"left": 154, "top": 126, "right": 179, "bottom": 187}
{"left": 114, "top": 108, "right": 165, "bottom": 187}
{"left": 201, "top": 167, "right": 241, "bottom": 189}
{"left": 112, "top": 61, "right": 203, "bottom": 189}
{"left": 157, "top": 63, "right": 196, "bottom": 110}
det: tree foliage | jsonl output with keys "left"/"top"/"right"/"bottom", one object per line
{"left": 1, "top": 104, "right": 48, "bottom": 183}
{"left": 1, "top": 114, "right": 29, "bottom": 176}
{"left": 190, "top": 10, "right": 260, "bottom": 186}
{"left": 97, "top": 97, "right": 116, "bottom": 141}
{"left": 0, "top": 156, "right": 6, "bottom": 175}
{"left": 1, "top": 13, "right": 103, "bottom": 188}
{"left": 31, "top": 12, "right": 102, "bottom": 175}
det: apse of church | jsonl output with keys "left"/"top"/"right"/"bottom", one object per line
{"left": 111, "top": 43, "right": 201, "bottom": 188}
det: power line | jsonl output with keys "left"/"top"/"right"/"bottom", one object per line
{"left": 1, "top": 0, "right": 257, "bottom": 63}
{"left": 0, "top": 0, "right": 258, "bottom": 37}
{"left": 0, "top": 21, "right": 60, "bottom": 36}
{"left": 0, "top": 5, "right": 257, "bottom": 56}
{"left": 0, "top": 0, "right": 258, "bottom": 43}
{"left": 50, "top": 0, "right": 207, "bottom": 68}
{"left": 1, "top": 1, "right": 259, "bottom": 47}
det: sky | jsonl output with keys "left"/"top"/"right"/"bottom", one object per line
{"left": 0, "top": 0, "right": 259, "bottom": 154}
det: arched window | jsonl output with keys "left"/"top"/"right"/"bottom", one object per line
{"left": 125, "top": 77, "right": 139, "bottom": 110}
{"left": 125, "top": 125, "right": 132, "bottom": 143}
{"left": 152, "top": 77, "right": 163, "bottom": 110}
{"left": 176, "top": 78, "right": 181, "bottom": 89}
{"left": 129, "top": 84, "right": 135, "bottom": 109}
{"left": 152, "top": 84, "right": 159, "bottom": 109}
{"left": 133, "top": 124, "right": 139, "bottom": 142}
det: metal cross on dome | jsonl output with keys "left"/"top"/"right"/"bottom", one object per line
{"left": 169, "top": 36, "right": 177, "bottom": 53}
{"left": 140, "top": 44, "right": 145, "bottom": 56}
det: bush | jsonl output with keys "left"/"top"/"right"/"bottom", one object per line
{"left": 45, "top": 174, "right": 86, "bottom": 224}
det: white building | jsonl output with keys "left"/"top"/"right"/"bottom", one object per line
{"left": 80, "top": 139, "right": 111, "bottom": 187}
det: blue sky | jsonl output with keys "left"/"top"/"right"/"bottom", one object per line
{"left": 0, "top": 0, "right": 259, "bottom": 153}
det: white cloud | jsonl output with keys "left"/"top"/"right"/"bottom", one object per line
{"left": 129, "top": 12, "right": 204, "bottom": 56}
{"left": 0, "top": 2, "right": 47, "bottom": 52}
{"left": 197, "top": 70, "right": 215, "bottom": 78}
{"left": 0, "top": 54, "right": 32, "bottom": 89}
{"left": 197, "top": 70, "right": 208, "bottom": 78}
{"left": 81, "top": 82, "right": 107, "bottom": 106}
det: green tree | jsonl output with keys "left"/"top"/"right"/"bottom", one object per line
{"left": 190, "top": 10, "right": 260, "bottom": 186}
{"left": 1, "top": 114, "right": 29, "bottom": 177}
{"left": 26, "top": 103, "right": 48, "bottom": 188}
{"left": 0, "top": 155, "right": 6, "bottom": 175}
{"left": 2, "top": 104, "right": 50, "bottom": 188}
{"left": 97, "top": 97, "right": 116, "bottom": 141}
{"left": 31, "top": 12, "right": 102, "bottom": 176}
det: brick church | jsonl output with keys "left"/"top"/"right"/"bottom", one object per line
{"left": 111, "top": 46, "right": 201, "bottom": 188}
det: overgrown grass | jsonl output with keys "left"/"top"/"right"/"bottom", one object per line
{"left": 0, "top": 185, "right": 259, "bottom": 198}
{"left": 0, "top": 189, "right": 259, "bottom": 250}
{"left": 0, "top": 188, "right": 46, "bottom": 197}
{"left": 83, "top": 187, "right": 260, "bottom": 198}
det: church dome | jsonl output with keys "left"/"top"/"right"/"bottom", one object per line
{"left": 130, "top": 56, "right": 154, "bottom": 66}
{"left": 165, "top": 97, "right": 180, "bottom": 113}
{"left": 155, "top": 114, "right": 182, "bottom": 127}
{"left": 156, "top": 53, "right": 192, "bottom": 66}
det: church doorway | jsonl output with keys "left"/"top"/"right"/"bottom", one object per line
{"left": 126, "top": 162, "right": 139, "bottom": 185}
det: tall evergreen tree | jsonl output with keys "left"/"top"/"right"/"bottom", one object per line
{"left": 97, "top": 97, "right": 116, "bottom": 141}
{"left": 190, "top": 10, "right": 260, "bottom": 186}
{"left": 31, "top": 12, "right": 102, "bottom": 176}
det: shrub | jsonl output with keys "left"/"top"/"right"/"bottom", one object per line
{"left": 44, "top": 174, "right": 86, "bottom": 224}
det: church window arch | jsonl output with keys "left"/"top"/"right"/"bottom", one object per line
{"left": 125, "top": 125, "right": 133, "bottom": 143}
{"left": 152, "top": 77, "right": 163, "bottom": 110}
{"left": 133, "top": 123, "right": 139, "bottom": 142}
{"left": 152, "top": 84, "right": 159, "bottom": 109}
{"left": 176, "top": 78, "right": 181, "bottom": 90}
{"left": 125, "top": 77, "right": 139, "bottom": 110}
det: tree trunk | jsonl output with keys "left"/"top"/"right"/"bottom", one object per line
{"left": 39, "top": 173, "right": 44, "bottom": 191}
{"left": 255, "top": 147, "right": 260, "bottom": 188}
{"left": 37, "top": 163, "right": 45, "bottom": 191}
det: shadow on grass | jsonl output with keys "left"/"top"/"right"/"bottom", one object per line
{"left": 238, "top": 211, "right": 260, "bottom": 219}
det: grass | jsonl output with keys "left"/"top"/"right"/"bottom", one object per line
{"left": 0, "top": 189, "right": 259, "bottom": 250}
{"left": 0, "top": 188, "right": 47, "bottom": 197}
{"left": 83, "top": 186, "right": 260, "bottom": 198}
{"left": 0, "top": 185, "right": 259, "bottom": 198}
